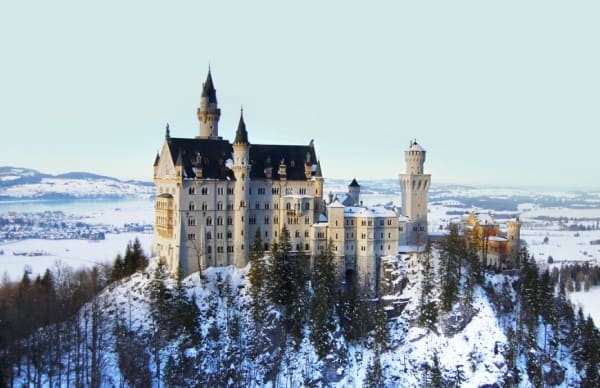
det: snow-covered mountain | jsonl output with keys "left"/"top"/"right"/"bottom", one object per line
{"left": 5, "top": 253, "right": 597, "bottom": 387}
{"left": 0, "top": 166, "right": 153, "bottom": 200}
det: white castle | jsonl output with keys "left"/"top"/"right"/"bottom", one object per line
{"left": 152, "top": 70, "right": 440, "bottom": 293}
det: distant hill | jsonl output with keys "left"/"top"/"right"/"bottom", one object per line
{"left": 0, "top": 166, "right": 154, "bottom": 200}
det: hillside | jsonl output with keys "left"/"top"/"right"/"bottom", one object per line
{"left": 0, "top": 166, "right": 153, "bottom": 200}
{"left": 3, "top": 244, "right": 599, "bottom": 387}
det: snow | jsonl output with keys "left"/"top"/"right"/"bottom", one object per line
{"left": 0, "top": 232, "right": 152, "bottom": 281}
{"left": 569, "top": 288, "right": 600, "bottom": 325}
{"left": 343, "top": 206, "right": 396, "bottom": 218}
{"left": 0, "top": 177, "right": 153, "bottom": 199}
{"left": 522, "top": 229, "right": 600, "bottom": 264}
{"left": 0, "top": 175, "right": 21, "bottom": 181}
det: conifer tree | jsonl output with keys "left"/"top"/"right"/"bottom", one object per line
{"left": 248, "top": 229, "right": 267, "bottom": 323}
{"left": 364, "top": 355, "right": 384, "bottom": 387}
{"left": 418, "top": 243, "right": 438, "bottom": 330}
{"left": 439, "top": 223, "right": 462, "bottom": 311}
{"left": 309, "top": 239, "right": 336, "bottom": 358}
{"left": 271, "top": 225, "right": 294, "bottom": 308}
{"left": 373, "top": 300, "right": 389, "bottom": 352}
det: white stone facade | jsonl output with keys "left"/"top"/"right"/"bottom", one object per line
{"left": 153, "top": 71, "right": 430, "bottom": 293}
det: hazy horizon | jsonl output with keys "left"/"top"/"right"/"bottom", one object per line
{"left": 1, "top": 1, "right": 599, "bottom": 189}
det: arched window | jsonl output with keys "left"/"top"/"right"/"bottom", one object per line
{"left": 217, "top": 202, "right": 223, "bottom": 210}
{"left": 189, "top": 202, "right": 195, "bottom": 211}
{"left": 217, "top": 216, "right": 223, "bottom": 225}
{"left": 206, "top": 216, "right": 213, "bottom": 226}
{"left": 201, "top": 202, "right": 208, "bottom": 211}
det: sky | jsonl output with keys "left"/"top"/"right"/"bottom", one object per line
{"left": 1, "top": 1, "right": 599, "bottom": 188}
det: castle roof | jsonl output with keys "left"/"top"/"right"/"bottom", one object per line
{"left": 344, "top": 206, "right": 396, "bottom": 218}
{"left": 201, "top": 70, "right": 217, "bottom": 104}
{"left": 328, "top": 200, "right": 345, "bottom": 208}
{"left": 233, "top": 110, "right": 249, "bottom": 144}
{"left": 349, "top": 178, "right": 360, "bottom": 187}
{"left": 164, "top": 137, "right": 319, "bottom": 181}
{"left": 408, "top": 141, "right": 425, "bottom": 152}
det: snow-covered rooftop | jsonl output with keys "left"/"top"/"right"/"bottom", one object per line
{"left": 408, "top": 141, "right": 425, "bottom": 152}
{"left": 344, "top": 206, "right": 396, "bottom": 218}
{"left": 476, "top": 212, "right": 497, "bottom": 226}
{"left": 327, "top": 200, "right": 345, "bottom": 208}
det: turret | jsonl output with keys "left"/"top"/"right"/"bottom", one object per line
{"left": 348, "top": 178, "right": 361, "bottom": 206}
{"left": 405, "top": 139, "right": 426, "bottom": 174}
{"left": 197, "top": 69, "right": 222, "bottom": 139}
{"left": 506, "top": 218, "right": 521, "bottom": 267}
{"left": 399, "top": 139, "right": 431, "bottom": 245}
{"left": 232, "top": 109, "right": 250, "bottom": 267}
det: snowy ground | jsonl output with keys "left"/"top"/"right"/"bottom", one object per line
{"left": 0, "top": 232, "right": 153, "bottom": 281}
{"left": 569, "top": 288, "right": 600, "bottom": 326}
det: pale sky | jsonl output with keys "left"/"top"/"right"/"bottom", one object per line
{"left": 1, "top": 1, "right": 599, "bottom": 188}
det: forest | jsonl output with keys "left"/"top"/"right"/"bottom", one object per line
{"left": 1, "top": 228, "right": 600, "bottom": 386}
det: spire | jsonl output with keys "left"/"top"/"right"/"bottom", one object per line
{"left": 349, "top": 178, "right": 360, "bottom": 187}
{"left": 201, "top": 69, "right": 217, "bottom": 104}
{"left": 234, "top": 107, "right": 249, "bottom": 144}
{"left": 153, "top": 151, "right": 160, "bottom": 166}
{"left": 165, "top": 123, "right": 170, "bottom": 139}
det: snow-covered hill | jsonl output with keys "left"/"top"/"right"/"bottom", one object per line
{"left": 7, "top": 253, "right": 594, "bottom": 387}
{"left": 0, "top": 166, "right": 153, "bottom": 200}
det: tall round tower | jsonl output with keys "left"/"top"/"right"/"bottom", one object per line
{"left": 506, "top": 218, "right": 521, "bottom": 267}
{"left": 399, "top": 140, "right": 431, "bottom": 245}
{"left": 232, "top": 110, "right": 250, "bottom": 267}
{"left": 197, "top": 69, "right": 222, "bottom": 139}
{"left": 405, "top": 140, "right": 426, "bottom": 174}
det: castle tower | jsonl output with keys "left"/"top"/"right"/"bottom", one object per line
{"left": 399, "top": 140, "right": 431, "bottom": 244}
{"left": 232, "top": 109, "right": 250, "bottom": 267}
{"left": 348, "top": 178, "right": 361, "bottom": 206}
{"left": 326, "top": 201, "right": 346, "bottom": 282}
{"left": 197, "top": 69, "right": 222, "bottom": 139}
{"left": 506, "top": 218, "right": 521, "bottom": 268}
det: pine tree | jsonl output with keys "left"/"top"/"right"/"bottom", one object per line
{"left": 364, "top": 355, "right": 384, "bottom": 387}
{"left": 418, "top": 243, "right": 438, "bottom": 330}
{"left": 309, "top": 239, "right": 337, "bottom": 358}
{"left": 429, "top": 351, "right": 444, "bottom": 388}
{"left": 248, "top": 229, "right": 268, "bottom": 323}
{"left": 373, "top": 300, "right": 389, "bottom": 353}
{"left": 271, "top": 225, "right": 294, "bottom": 307}
{"left": 439, "top": 223, "right": 462, "bottom": 311}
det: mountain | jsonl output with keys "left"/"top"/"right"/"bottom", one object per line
{"left": 0, "top": 166, "right": 154, "bottom": 200}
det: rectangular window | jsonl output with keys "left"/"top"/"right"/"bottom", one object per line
{"left": 187, "top": 233, "right": 196, "bottom": 240}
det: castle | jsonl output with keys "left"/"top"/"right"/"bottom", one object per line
{"left": 461, "top": 212, "right": 521, "bottom": 269}
{"left": 152, "top": 70, "right": 520, "bottom": 293}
